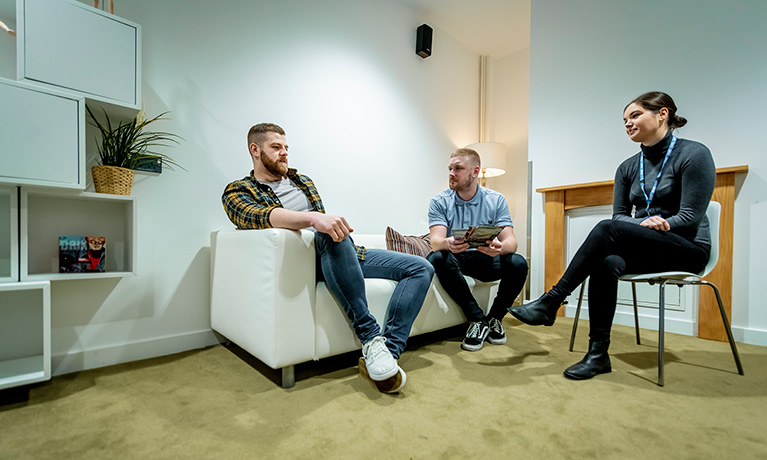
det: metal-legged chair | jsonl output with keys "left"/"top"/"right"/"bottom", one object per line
{"left": 568, "top": 201, "right": 744, "bottom": 386}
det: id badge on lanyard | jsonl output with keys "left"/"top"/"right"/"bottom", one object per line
{"left": 639, "top": 136, "right": 676, "bottom": 215}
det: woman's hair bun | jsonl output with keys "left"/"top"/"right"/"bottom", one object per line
{"left": 669, "top": 115, "right": 687, "bottom": 129}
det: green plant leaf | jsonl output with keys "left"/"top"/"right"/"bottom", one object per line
{"left": 86, "top": 105, "right": 185, "bottom": 171}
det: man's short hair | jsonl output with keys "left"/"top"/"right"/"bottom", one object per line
{"left": 247, "top": 123, "right": 285, "bottom": 148}
{"left": 450, "top": 148, "right": 481, "bottom": 167}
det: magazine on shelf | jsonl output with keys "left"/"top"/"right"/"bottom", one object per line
{"left": 451, "top": 225, "right": 503, "bottom": 248}
{"left": 59, "top": 236, "right": 106, "bottom": 273}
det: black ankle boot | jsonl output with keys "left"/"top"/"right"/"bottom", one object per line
{"left": 564, "top": 340, "right": 612, "bottom": 380}
{"left": 508, "top": 293, "right": 561, "bottom": 326}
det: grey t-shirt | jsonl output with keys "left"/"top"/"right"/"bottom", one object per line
{"left": 263, "top": 179, "right": 312, "bottom": 213}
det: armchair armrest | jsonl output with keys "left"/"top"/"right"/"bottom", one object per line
{"left": 210, "top": 228, "right": 317, "bottom": 369}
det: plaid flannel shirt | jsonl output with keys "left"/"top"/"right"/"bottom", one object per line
{"left": 222, "top": 168, "right": 366, "bottom": 260}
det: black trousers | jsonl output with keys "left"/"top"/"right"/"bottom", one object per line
{"left": 427, "top": 250, "right": 528, "bottom": 322}
{"left": 550, "top": 220, "right": 709, "bottom": 341}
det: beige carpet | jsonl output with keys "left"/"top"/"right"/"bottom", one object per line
{"left": 1, "top": 318, "right": 766, "bottom": 459}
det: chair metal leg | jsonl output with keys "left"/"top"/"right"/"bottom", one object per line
{"left": 281, "top": 365, "right": 296, "bottom": 389}
{"left": 631, "top": 282, "right": 641, "bottom": 345}
{"left": 657, "top": 281, "right": 667, "bottom": 387}
{"left": 699, "top": 280, "right": 745, "bottom": 375}
{"left": 569, "top": 282, "right": 586, "bottom": 352}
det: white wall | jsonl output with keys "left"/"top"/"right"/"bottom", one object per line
{"left": 0, "top": 1, "right": 14, "bottom": 80}
{"left": 487, "top": 49, "right": 530, "bottom": 261}
{"left": 529, "top": 0, "right": 767, "bottom": 344}
{"left": 41, "top": 0, "right": 483, "bottom": 374}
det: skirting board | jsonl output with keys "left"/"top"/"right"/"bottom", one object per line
{"left": 51, "top": 329, "right": 219, "bottom": 377}
{"left": 565, "top": 305, "right": 767, "bottom": 346}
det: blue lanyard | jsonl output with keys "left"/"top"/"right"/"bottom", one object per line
{"left": 639, "top": 135, "right": 676, "bottom": 213}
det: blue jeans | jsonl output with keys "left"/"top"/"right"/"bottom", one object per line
{"left": 314, "top": 232, "right": 434, "bottom": 359}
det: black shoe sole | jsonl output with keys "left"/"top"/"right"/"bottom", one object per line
{"left": 508, "top": 308, "right": 556, "bottom": 327}
{"left": 563, "top": 367, "right": 612, "bottom": 380}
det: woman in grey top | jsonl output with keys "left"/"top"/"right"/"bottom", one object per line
{"left": 509, "top": 91, "right": 716, "bottom": 380}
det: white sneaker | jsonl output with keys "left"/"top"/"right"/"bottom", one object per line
{"left": 361, "top": 336, "right": 398, "bottom": 381}
{"left": 359, "top": 358, "right": 407, "bottom": 393}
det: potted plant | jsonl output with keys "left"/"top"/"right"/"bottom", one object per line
{"left": 86, "top": 105, "right": 182, "bottom": 195}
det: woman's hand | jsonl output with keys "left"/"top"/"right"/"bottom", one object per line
{"left": 641, "top": 215, "right": 670, "bottom": 231}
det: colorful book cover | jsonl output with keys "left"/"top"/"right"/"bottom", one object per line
{"left": 451, "top": 225, "right": 503, "bottom": 248}
{"left": 59, "top": 236, "right": 106, "bottom": 273}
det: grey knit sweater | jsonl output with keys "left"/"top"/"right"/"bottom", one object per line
{"left": 612, "top": 131, "right": 716, "bottom": 247}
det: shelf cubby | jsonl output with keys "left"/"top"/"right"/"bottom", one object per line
{"left": 0, "top": 281, "right": 50, "bottom": 390}
{"left": 21, "top": 188, "right": 136, "bottom": 280}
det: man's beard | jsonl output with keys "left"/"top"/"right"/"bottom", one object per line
{"left": 261, "top": 155, "right": 288, "bottom": 178}
{"left": 449, "top": 176, "right": 473, "bottom": 192}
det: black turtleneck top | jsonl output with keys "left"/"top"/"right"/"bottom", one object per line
{"left": 612, "top": 131, "right": 716, "bottom": 247}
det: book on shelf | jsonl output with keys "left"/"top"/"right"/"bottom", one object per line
{"left": 451, "top": 225, "right": 503, "bottom": 248}
{"left": 59, "top": 236, "right": 106, "bottom": 273}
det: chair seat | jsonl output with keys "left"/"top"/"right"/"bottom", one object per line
{"left": 620, "top": 271, "right": 703, "bottom": 282}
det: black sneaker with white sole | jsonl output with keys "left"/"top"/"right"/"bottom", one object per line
{"left": 486, "top": 317, "right": 507, "bottom": 345}
{"left": 461, "top": 321, "right": 490, "bottom": 351}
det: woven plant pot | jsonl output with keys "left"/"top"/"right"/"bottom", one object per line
{"left": 92, "top": 165, "right": 134, "bottom": 196}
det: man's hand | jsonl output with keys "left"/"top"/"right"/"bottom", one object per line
{"left": 640, "top": 215, "right": 670, "bottom": 231}
{"left": 447, "top": 236, "right": 470, "bottom": 254}
{"left": 476, "top": 239, "right": 503, "bottom": 257}
{"left": 312, "top": 213, "right": 353, "bottom": 242}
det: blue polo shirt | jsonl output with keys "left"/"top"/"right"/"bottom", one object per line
{"left": 428, "top": 186, "right": 513, "bottom": 235}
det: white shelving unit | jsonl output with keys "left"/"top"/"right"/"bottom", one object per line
{"left": 0, "top": 281, "right": 50, "bottom": 390}
{"left": 0, "top": 0, "right": 142, "bottom": 389}
{"left": 0, "top": 186, "right": 18, "bottom": 283}
{"left": 20, "top": 188, "right": 137, "bottom": 280}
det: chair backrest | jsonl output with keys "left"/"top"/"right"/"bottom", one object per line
{"left": 701, "top": 201, "right": 721, "bottom": 277}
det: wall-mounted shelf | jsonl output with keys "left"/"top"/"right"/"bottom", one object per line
{"left": 0, "top": 281, "right": 50, "bottom": 390}
{"left": 16, "top": 0, "right": 141, "bottom": 109}
{"left": 20, "top": 188, "right": 136, "bottom": 281}
{"left": 0, "top": 78, "right": 86, "bottom": 189}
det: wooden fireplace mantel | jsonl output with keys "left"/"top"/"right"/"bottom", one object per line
{"left": 536, "top": 165, "right": 748, "bottom": 341}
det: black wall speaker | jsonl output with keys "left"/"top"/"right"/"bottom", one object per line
{"left": 416, "top": 24, "right": 432, "bottom": 58}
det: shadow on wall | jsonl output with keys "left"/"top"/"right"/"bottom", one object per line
{"left": 50, "top": 247, "right": 216, "bottom": 376}
{"left": 153, "top": 246, "right": 212, "bottom": 322}
{"left": 51, "top": 278, "right": 148, "bottom": 327}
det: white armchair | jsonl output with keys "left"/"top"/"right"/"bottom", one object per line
{"left": 210, "top": 228, "right": 499, "bottom": 387}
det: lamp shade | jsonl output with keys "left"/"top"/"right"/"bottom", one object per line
{"left": 465, "top": 142, "right": 507, "bottom": 177}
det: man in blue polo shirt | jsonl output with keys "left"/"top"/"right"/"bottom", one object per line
{"left": 427, "top": 148, "right": 528, "bottom": 351}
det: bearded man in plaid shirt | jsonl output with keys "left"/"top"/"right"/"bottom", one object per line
{"left": 223, "top": 123, "right": 433, "bottom": 393}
